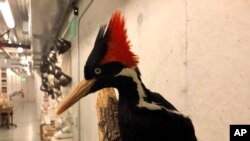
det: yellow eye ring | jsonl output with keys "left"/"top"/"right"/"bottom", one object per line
{"left": 94, "top": 68, "right": 102, "bottom": 74}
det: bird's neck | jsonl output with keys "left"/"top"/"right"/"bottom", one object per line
{"left": 116, "top": 68, "right": 162, "bottom": 110}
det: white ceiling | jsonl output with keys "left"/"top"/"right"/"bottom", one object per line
{"left": 0, "top": 0, "right": 72, "bottom": 71}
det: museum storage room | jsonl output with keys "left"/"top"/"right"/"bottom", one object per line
{"left": 0, "top": 0, "right": 250, "bottom": 141}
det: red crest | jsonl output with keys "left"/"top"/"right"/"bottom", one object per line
{"left": 100, "top": 11, "right": 139, "bottom": 67}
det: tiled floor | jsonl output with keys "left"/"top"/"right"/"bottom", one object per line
{"left": 0, "top": 102, "right": 40, "bottom": 141}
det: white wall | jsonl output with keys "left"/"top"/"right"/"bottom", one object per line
{"left": 34, "top": 70, "right": 42, "bottom": 119}
{"left": 68, "top": 0, "right": 250, "bottom": 141}
{"left": 5, "top": 69, "right": 36, "bottom": 112}
{"left": 19, "top": 74, "right": 36, "bottom": 102}
{"left": 187, "top": 1, "right": 250, "bottom": 140}
{"left": 6, "top": 68, "right": 21, "bottom": 93}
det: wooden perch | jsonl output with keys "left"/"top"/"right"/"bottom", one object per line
{"left": 96, "top": 88, "right": 120, "bottom": 141}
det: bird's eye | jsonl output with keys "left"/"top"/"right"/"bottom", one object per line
{"left": 94, "top": 68, "right": 102, "bottom": 75}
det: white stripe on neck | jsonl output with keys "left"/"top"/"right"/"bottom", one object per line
{"left": 116, "top": 68, "right": 162, "bottom": 110}
{"left": 116, "top": 68, "right": 185, "bottom": 116}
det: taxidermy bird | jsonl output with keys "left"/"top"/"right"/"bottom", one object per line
{"left": 56, "top": 11, "right": 197, "bottom": 141}
{"left": 55, "top": 38, "right": 71, "bottom": 54}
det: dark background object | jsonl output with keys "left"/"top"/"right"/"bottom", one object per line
{"left": 56, "top": 38, "right": 71, "bottom": 54}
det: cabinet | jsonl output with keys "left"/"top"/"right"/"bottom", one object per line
{"left": 0, "top": 68, "right": 7, "bottom": 98}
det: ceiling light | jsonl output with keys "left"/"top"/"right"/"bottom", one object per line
{"left": 17, "top": 47, "right": 24, "bottom": 53}
{"left": 0, "top": 0, "right": 15, "bottom": 28}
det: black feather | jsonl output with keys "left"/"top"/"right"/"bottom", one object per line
{"left": 114, "top": 71, "right": 197, "bottom": 141}
{"left": 84, "top": 25, "right": 109, "bottom": 80}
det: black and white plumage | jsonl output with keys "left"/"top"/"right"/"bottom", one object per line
{"left": 39, "top": 38, "right": 72, "bottom": 99}
{"left": 56, "top": 11, "right": 197, "bottom": 141}
{"left": 55, "top": 38, "right": 71, "bottom": 54}
{"left": 105, "top": 67, "right": 197, "bottom": 141}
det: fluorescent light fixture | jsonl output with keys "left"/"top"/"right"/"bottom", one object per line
{"left": 17, "top": 47, "right": 24, "bottom": 53}
{"left": 0, "top": 0, "right": 15, "bottom": 28}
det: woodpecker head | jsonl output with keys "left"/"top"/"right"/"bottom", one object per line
{"left": 56, "top": 11, "right": 139, "bottom": 115}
